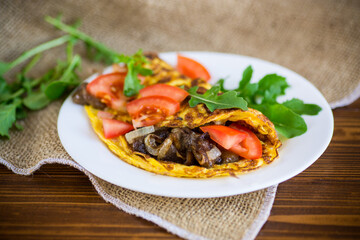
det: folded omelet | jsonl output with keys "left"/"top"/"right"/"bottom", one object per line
{"left": 84, "top": 56, "right": 281, "bottom": 178}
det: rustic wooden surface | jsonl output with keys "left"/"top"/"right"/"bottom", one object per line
{"left": 0, "top": 98, "right": 359, "bottom": 240}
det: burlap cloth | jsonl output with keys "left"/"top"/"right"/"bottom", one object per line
{"left": 1, "top": 1, "right": 359, "bottom": 239}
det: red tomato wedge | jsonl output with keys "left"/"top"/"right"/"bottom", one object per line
{"left": 86, "top": 72, "right": 127, "bottom": 110}
{"left": 132, "top": 114, "right": 165, "bottom": 129}
{"left": 229, "top": 123, "right": 263, "bottom": 159}
{"left": 126, "top": 96, "right": 180, "bottom": 127}
{"left": 177, "top": 54, "right": 211, "bottom": 81}
{"left": 102, "top": 119, "right": 134, "bottom": 139}
{"left": 200, "top": 125, "right": 247, "bottom": 149}
{"left": 139, "top": 84, "right": 189, "bottom": 102}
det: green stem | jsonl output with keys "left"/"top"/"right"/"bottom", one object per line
{"left": 8, "top": 35, "right": 72, "bottom": 71}
{"left": 45, "top": 16, "right": 117, "bottom": 59}
{"left": 22, "top": 53, "right": 42, "bottom": 75}
{"left": 58, "top": 55, "right": 81, "bottom": 82}
{"left": 0, "top": 88, "right": 25, "bottom": 102}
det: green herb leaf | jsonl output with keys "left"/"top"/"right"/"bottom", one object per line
{"left": 123, "top": 61, "right": 144, "bottom": 97}
{"left": 214, "top": 78, "right": 227, "bottom": 93}
{"left": 14, "top": 122, "right": 24, "bottom": 131}
{"left": 15, "top": 105, "right": 27, "bottom": 120}
{"left": 282, "top": 98, "right": 322, "bottom": 115}
{"left": 23, "top": 90, "right": 51, "bottom": 110}
{"left": 44, "top": 54, "right": 81, "bottom": 100}
{"left": 188, "top": 86, "right": 248, "bottom": 112}
{"left": 238, "top": 65, "right": 253, "bottom": 90}
{"left": 216, "top": 66, "right": 321, "bottom": 138}
{"left": 252, "top": 103, "right": 307, "bottom": 138}
{"left": 257, "top": 74, "right": 289, "bottom": 102}
{"left": 0, "top": 76, "right": 11, "bottom": 100}
{"left": 0, "top": 99, "right": 21, "bottom": 138}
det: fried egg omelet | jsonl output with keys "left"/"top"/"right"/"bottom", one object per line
{"left": 84, "top": 56, "right": 282, "bottom": 178}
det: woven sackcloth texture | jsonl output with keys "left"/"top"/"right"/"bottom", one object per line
{"left": 1, "top": 0, "right": 359, "bottom": 240}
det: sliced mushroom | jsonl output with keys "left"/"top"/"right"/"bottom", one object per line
{"left": 220, "top": 149, "right": 241, "bottom": 164}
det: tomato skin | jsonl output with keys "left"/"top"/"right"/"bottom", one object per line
{"left": 127, "top": 96, "right": 180, "bottom": 117}
{"left": 126, "top": 96, "right": 180, "bottom": 127}
{"left": 200, "top": 125, "right": 247, "bottom": 149}
{"left": 102, "top": 118, "right": 134, "bottom": 139}
{"left": 177, "top": 54, "right": 211, "bottom": 81}
{"left": 229, "top": 123, "right": 263, "bottom": 159}
{"left": 132, "top": 114, "right": 165, "bottom": 128}
{"left": 86, "top": 72, "right": 127, "bottom": 110}
{"left": 139, "top": 84, "right": 189, "bottom": 102}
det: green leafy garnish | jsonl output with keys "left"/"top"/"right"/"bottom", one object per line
{"left": 0, "top": 99, "right": 22, "bottom": 138}
{"left": 253, "top": 103, "right": 307, "bottom": 138}
{"left": 1, "top": 16, "right": 154, "bottom": 138}
{"left": 45, "top": 16, "right": 152, "bottom": 97}
{"left": 215, "top": 66, "right": 322, "bottom": 138}
{"left": 282, "top": 98, "right": 322, "bottom": 115}
{"left": 188, "top": 86, "right": 248, "bottom": 112}
{"left": 0, "top": 33, "right": 81, "bottom": 138}
{"left": 0, "top": 35, "right": 72, "bottom": 76}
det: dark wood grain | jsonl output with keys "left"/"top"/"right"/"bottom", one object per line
{"left": 1, "top": 98, "right": 359, "bottom": 240}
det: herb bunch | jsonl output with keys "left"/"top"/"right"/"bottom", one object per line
{"left": 0, "top": 35, "right": 81, "bottom": 138}
{"left": 0, "top": 16, "right": 152, "bottom": 138}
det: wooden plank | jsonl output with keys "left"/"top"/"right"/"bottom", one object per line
{"left": 0, "top": 98, "right": 359, "bottom": 239}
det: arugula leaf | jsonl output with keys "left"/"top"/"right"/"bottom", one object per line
{"left": 283, "top": 98, "right": 322, "bottom": 115}
{"left": 252, "top": 103, "right": 307, "bottom": 138}
{"left": 123, "top": 61, "right": 144, "bottom": 97}
{"left": 0, "top": 99, "right": 21, "bottom": 138}
{"left": 257, "top": 74, "right": 289, "bottom": 103}
{"left": 23, "top": 90, "right": 50, "bottom": 110}
{"left": 44, "top": 54, "right": 81, "bottom": 100}
{"left": 188, "top": 86, "right": 248, "bottom": 112}
{"left": 238, "top": 65, "right": 253, "bottom": 90}
{"left": 215, "top": 65, "right": 321, "bottom": 138}
{"left": 214, "top": 78, "right": 227, "bottom": 93}
{"left": 240, "top": 83, "right": 258, "bottom": 104}
{"left": 15, "top": 105, "right": 27, "bottom": 120}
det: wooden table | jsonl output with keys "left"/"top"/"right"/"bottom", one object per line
{"left": 0, "top": 99, "right": 359, "bottom": 240}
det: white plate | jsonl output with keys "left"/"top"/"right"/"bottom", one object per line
{"left": 58, "top": 52, "right": 334, "bottom": 198}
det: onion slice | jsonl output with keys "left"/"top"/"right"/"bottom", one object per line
{"left": 125, "top": 125, "right": 155, "bottom": 144}
{"left": 206, "top": 146, "right": 221, "bottom": 161}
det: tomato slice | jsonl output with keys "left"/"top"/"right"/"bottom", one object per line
{"left": 139, "top": 84, "right": 189, "bottom": 102}
{"left": 132, "top": 114, "right": 165, "bottom": 129}
{"left": 86, "top": 72, "right": 127, "bottom": 110}
{"left": 229, "top": 123, "right": 263, "bottom": 159}
{"left": 177, "top": 54, "right": 211, "bottom": 81}
{"left": 200, "top": 125, "right": 247, "bottom": 149}
{"left": 102, "top": 118, "right": 134, "bottom": 139}
{"left": 126, "top": 96, "right": 180, "bottom": 127}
